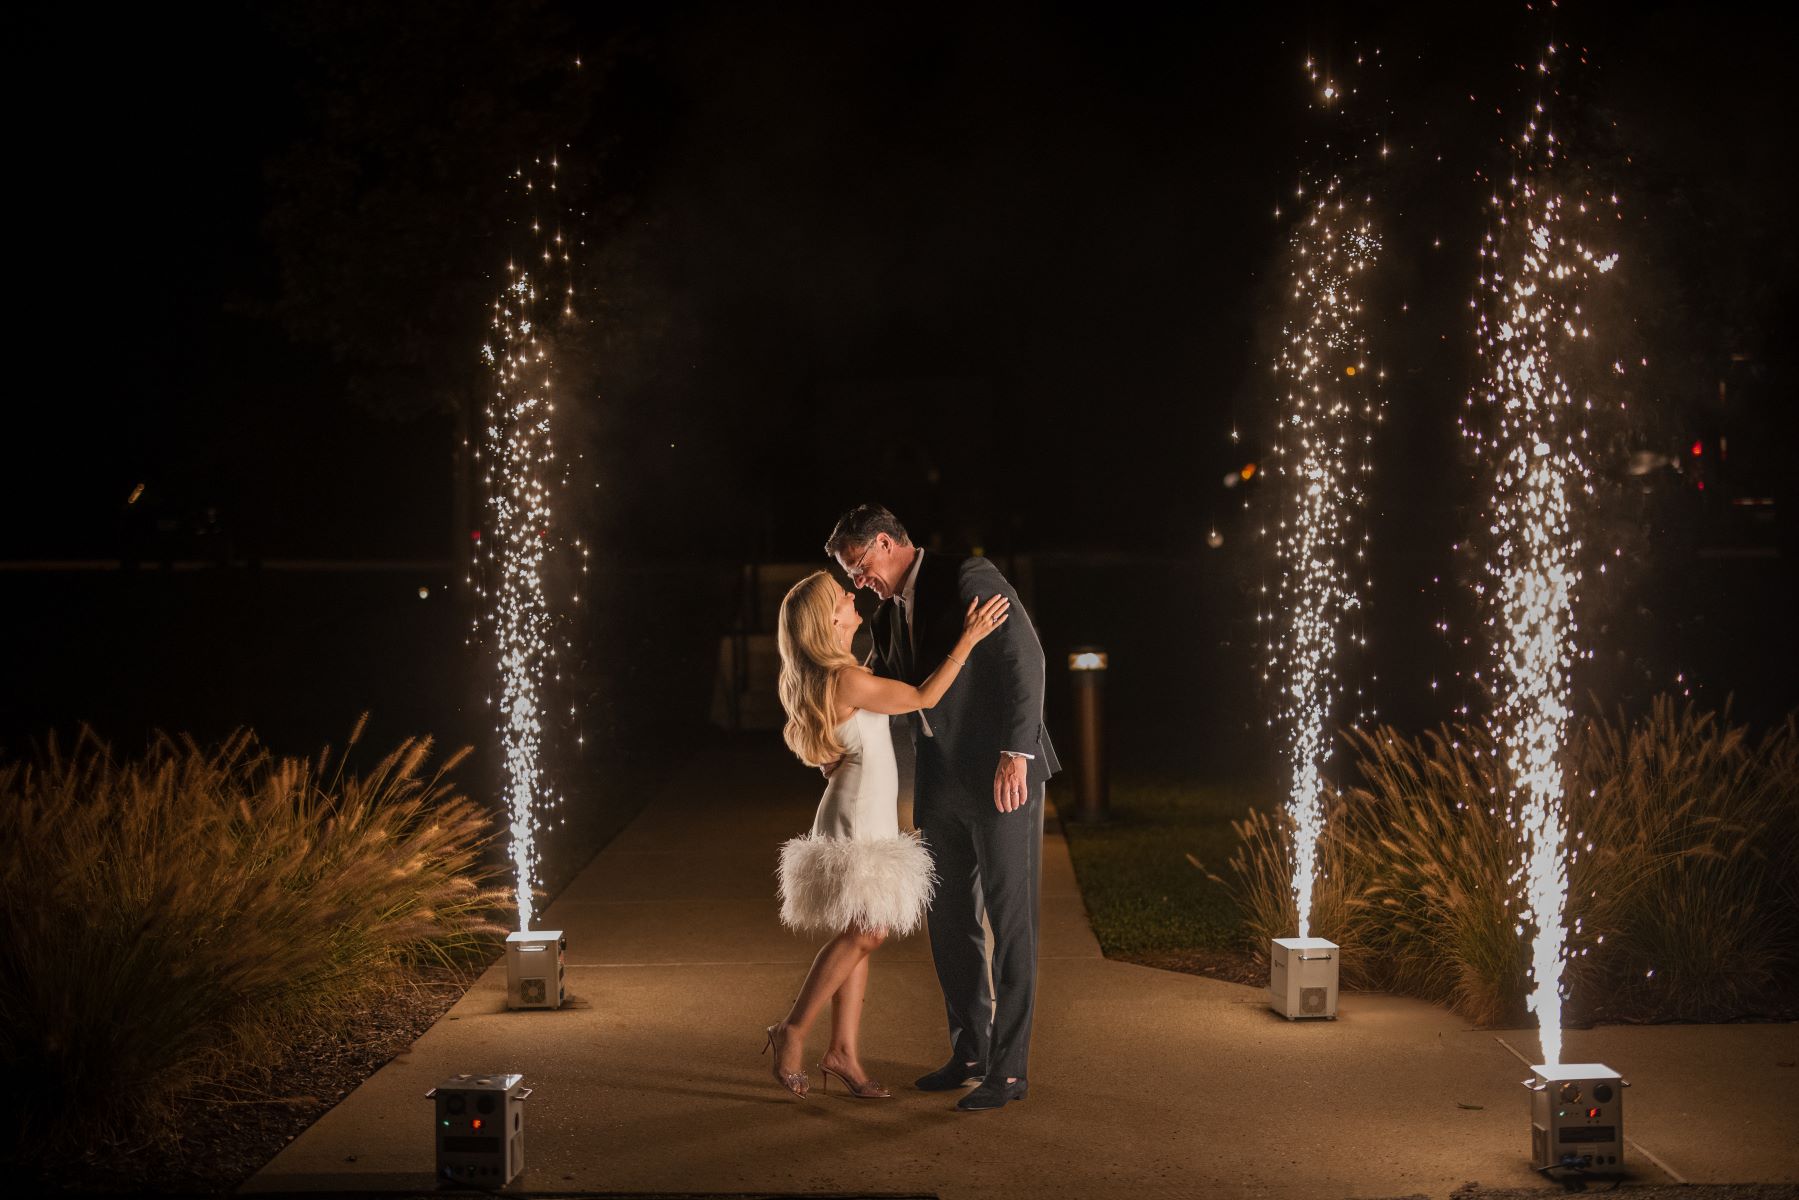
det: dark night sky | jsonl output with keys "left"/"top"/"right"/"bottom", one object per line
{"left": 9, "top": 1, "right": 1795, "bottom": 563}
{"left": 4, "top": 0, "right": 1796, "bottom": 755}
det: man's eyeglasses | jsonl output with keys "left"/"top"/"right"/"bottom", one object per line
{"left": 844, "top": 537, "right": 882, "bottom": 582}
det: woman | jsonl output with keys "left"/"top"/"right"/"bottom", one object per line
{"left": 763, "top": 570, "right": 1009, "bottom": 1100}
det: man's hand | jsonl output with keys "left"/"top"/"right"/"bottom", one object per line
{"left": 993, "top": 753, "right": 1030, "bottom": 813}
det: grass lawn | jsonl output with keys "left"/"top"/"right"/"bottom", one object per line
{"left": 1059, "top": 775, "right": 1275, "bottom": 985}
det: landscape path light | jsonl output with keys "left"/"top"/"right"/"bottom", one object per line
{"left": 1066, "top": 647, "right": 1108, "bottom": 823}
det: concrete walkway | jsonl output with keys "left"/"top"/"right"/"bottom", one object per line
{"left": 245, "top": 737, "right": 1799, "bottom": 1198}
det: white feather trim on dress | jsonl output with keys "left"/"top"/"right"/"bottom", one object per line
{"left": 777, "top": 832, "right": 937, "bottom": 937}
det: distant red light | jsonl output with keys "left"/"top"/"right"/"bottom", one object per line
{"left": 1691, "top": 439, "right": 1703, "bottom": 457}
{"left": 1697, "top": 480, "right": 1705, "bottom": 491}
{"left": 471, "top": 530, "right": 482, "bottom": 541}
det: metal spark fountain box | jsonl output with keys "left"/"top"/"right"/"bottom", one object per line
{"left": 505, "top": 929, "right": 565, "bottom": 1010}
{"left": 426, "top": 1073, "right": 531, "bottom": 1186}
{"left": 1269, "top": 937, "right": 1339, "bottom": 1019}
{"left": 1523, "top": 1063, "right": 1626, "bottom": 1173}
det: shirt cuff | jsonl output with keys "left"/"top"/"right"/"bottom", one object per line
{"left": 1001, "top": 750, "right": 1034, "bottom": 760}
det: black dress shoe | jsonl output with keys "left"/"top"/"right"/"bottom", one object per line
{"left": 914, "top": 1059, "right": 986, "bottom": 1091}
{"left": 955, "top": 1077, "right": 1028, "bottom": 1111}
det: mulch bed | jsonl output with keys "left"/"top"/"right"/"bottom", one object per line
{"left": 1114, "top": 945, "right": 1265, "bottom": 986}
{"left": 52, "top": 972, "right": 474, "bottom": 1196}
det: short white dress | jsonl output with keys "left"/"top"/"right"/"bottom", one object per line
{"left": 777, "top": 708, "right": 936, "bottom": 936}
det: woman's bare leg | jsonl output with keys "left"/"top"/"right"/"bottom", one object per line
{"left": 774, "top": 929, "right": 883, "bottom": 1076}
{"left": 823, "top": 953, "right": 872, "bottom": 1079}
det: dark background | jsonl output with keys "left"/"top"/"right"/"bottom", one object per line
{"left": 5, "top": 2, "right": 1795, "bottom": 858}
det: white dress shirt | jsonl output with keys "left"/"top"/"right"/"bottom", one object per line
{"left": 894, "top": 550, "right": 931, "bottom": 737}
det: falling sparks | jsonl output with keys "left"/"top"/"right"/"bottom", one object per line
{"left": 1467, "top": 47, "right": 1619, "bottom": 1067}
{"left": 476, "top": 157, "right": 577, "bottom": 933}
{"left": 1269, "top": 119, "right": 1383, "bottom": 937}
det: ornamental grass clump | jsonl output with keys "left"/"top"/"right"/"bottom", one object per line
{"left": 1567, "top": 700, "right": 1799, "bottom": 1021}
{"left": 0, "top": 719, "right": 509, "bottom": 1159}
{"left": 1221, "top": 698, "right": 1799, "bottom": 1026}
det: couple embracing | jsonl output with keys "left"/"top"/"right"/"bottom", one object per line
{"left": 762, "top": 503, "right": 1058, "bottom": 1113}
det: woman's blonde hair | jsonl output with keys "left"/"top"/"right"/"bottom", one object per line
{"left": 777, "top": 571, "right": 861, "bottom": 767}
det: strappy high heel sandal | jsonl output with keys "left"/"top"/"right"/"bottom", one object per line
{"left": 817, "top": 1061, "right": 892, "bottom": 1099}
{"left": 761, "top": 1023, "right": 808, "bottom": 1099}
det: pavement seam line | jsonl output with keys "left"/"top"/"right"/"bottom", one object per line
{"left": 1623, "top": 1136, "right": 1689, "bottom": 1186}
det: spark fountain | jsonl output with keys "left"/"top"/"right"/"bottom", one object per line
{"left": 1264, "top": 57, "right": 1384, "bottom": 1021}
{"left": 476, "top": 157, "right": 577, "bottom": 1010}
{"left": 1467, "top": 45, "right": 1628, "bottom": 1173}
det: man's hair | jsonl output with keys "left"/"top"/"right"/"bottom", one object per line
{"left": 825, "top": 504, "right": 912, "bottom": 558}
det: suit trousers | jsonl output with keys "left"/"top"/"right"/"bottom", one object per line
{"left": 913, "top": 745, "right": 1044, "bottom": 1082}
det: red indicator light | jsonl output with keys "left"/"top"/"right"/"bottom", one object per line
{"left": 1691, "top": 439, "right": 1703, "bottom": 457}
{"left": 471, "top": 1118, "right": 483, "bottom": 1131}
{"left": 1587, "top": 1107, "right": 1600, "bottom": 1118}
{"left": 1697, "top": 480, "right": 1705, "bottom": 491}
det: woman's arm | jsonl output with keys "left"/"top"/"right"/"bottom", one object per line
{"left": 835, "top": 595, "right": 1009, "bottom": 715}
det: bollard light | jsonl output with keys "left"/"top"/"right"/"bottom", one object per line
{"left": 1067, "top": 647, "right": 1108, "bottom": 822}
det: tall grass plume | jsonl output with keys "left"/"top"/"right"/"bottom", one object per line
{"left": 0, "top": 721, "right": 509, "bottom": 1159}
{"left": 1216, "top": 698, "right": 1799, "bottom": 1026}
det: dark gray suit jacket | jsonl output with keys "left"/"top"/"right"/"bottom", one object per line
{"left": 871, "top": 551, "right": 1061, "bottom": 791}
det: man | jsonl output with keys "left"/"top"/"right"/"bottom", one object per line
{"left": 826, "top": 504, "right": 1059, "bottom": 1112}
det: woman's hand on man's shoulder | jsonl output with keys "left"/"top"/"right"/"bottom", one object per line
{"left": 957, "top": 558, "right": 1013, "bottom": 604}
